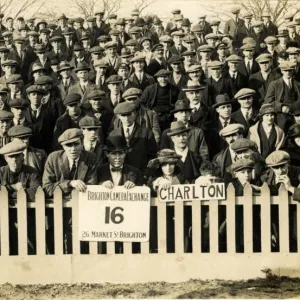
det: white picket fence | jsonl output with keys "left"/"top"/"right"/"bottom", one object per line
{"left": 0, "top": 183, "right": 300, "bottom": 284}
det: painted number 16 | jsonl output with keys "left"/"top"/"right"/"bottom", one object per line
{"left": 105, "top": 207, "right": 124, "bottom": 224}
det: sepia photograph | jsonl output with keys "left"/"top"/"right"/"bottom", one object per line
{"left": 0, "top": 0, "right": 300, "bottom": 298}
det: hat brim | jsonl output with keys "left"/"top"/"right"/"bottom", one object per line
{"left": 236, "top": 94, "right": 255, "bottom": 100}
{"left": 81, "top": 125, "right": 101, "bottom": 129}
{"left": 2, "top": 150, "right": 25, "bottom": 156}
{"left": 75, "top": 67, "right": 91, "bottom": 72}
{"left": 107, "top": 80, "right": 122, "bottom": 84}
{"left": 58, "top": 66, "right": 74, "bottom": 72}
{"left": 212, "top": 100, "right": 233, "bottom": 109}
{"left": 167, "top": 127, "right": 190, "bottom": 136}
{"left": 11, "top": 133, "right": 33, "bottom": 138}
{"left": 182, "top": 86, "right": 205, "bottom": 92}
{"left": 171, "top": 107, "right": 192, "bottom": 114}
{"left": 60, "top": 137, "right": 81, "bottom": 146}
{"left": 233, "top": 165, "right": 254, "bottom": 172}
{"left": 104, "top": 146, "right": 127, "bottom": 152}
{"left": 267, "top": 160, "right": 289, "bottom": 167}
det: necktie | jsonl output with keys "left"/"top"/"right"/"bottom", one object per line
{"left": 246, "top": 61, "right": 251, "bottom": 74}
{"left": 288, "top": 80, "right": 292, "bottom": 89}
{"left": 82, "top": 85, "right": 86, "bottom": 93}
{"left": 245, "top": 111, "right": 250, "bottom": 123}
{"left": 17, "top": 119, "right": 21, "bottom": 125}
{"left": 126, "top": 127, "right": 130, "bottom": 139}
{"left": 223, "top": 120, "right": 228, "bottom": 127}
{"left": 232, "top": 73, "right": 236, "bottom": 80}
{"left": 32, "top": 110, "right": 37, "bottom": 120}
{"left": 69, "top": 160, "right": 77, "bottom": 180}
{"left": 64, "top": 80, "right": 68, "bottom": 90}
{"left": 111, "top": 167, "right": 122, "bottom": 172}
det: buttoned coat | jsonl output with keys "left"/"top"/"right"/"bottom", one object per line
{"left": 68, "top": 81, "right": 96, "bottom": 103}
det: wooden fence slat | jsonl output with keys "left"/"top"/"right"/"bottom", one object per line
{"left": 35, "top": 187, "right": 46, "bottom": 255}
{"left": 17, "top": 188, "right": 27, "bottom": 256}
{"left": 123, "top": 242, "right": 132, "bottom": 254}
{"left": 192, "top": 200, "right": 201, "bottom": 253}
{"left": 157, "top": 200, "right": 167, "bottom": 253}
{"left": 226, "top": 184, "right": 236, "bottom": 254}
{"left": 243, "top": 183, "right": 253, "bottom": 254}
{"left": 279, "top": 184, "right": 289, "bottom": 253}
{"left": 260, "top": 183, "right": 271, "bottom": 253}
{"left": 54, "top": 187, "right": 63, "bottom": 255}
{"left": 71, "top": 190, "right": 80, "bottom": 255}
{"left": 89, "top": 242, "right": 98, "bottom": 255}
{"left": 209, "top": 199, "right": 219, "bottom": 254}
{"left": 175, "top": 201, "right": 184, "bottom": 253}
{"left": 106, "top": 242, "right": 115, "bottom": 254}
{"left": 0, "top": 187, "right": 9, "bottom": 256}
{"left": 140, "top": 240, "right": 149, "bottom": 254}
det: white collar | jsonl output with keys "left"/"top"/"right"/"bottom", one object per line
{"left": 123, "top": 122, "right": 135, "bottom": 134}
{"left": 190, "top": 102, "right": 200, "bottom": 110}
{"left": 67, "top": 157, "right": 79, "bottom": 170}
{"left": 174, "top": 146, "right": 188, "bottom": 162}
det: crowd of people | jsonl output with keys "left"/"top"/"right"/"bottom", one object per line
{"left": 0, "top": 6, "right": 300, "bottom": 254}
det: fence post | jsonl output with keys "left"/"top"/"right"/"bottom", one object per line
{"left": 278, "top": 184, "right": 289, "bottom": 253}
{"left": 157, "top": 199, "right": 167, "bottom": 254}
{"left": 54, "top": 187, "right": 64, "bottom": 255}
{"left": 260, "top": 183, "right": 271, "bottom": 254}
{"left": 209, "top": 198, "right": 219, "bottom": 254}
{"left": 175, "top": 201, "right": 184, "bottom": 254}
{"left": 35, "top": 187, "right": 46, "bottom": 255}
{"left": 17, "top": 188, "right": 28, "bottom": 256}
{"left": 226, "top": 183, "right": 236, "bottom": 254}
{"left": 243, "top": 183, "right": 253, "bottom": 254}
{"left": 71, "top": 190, "right": 80, "bottom": 255}
{"left": 0, "top": 187, "right": 9, "bottom": 256}
{"left": 192, "top": 199, "right": 201, "bottom": 253}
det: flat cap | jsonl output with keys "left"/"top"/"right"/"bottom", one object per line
{"left": 125, "top": 39, "right": 137, "bottom": 47}
{"left": 181, "top": 50, "right": 196, "bottom": 56}
{"left": 8, "top": 125, "right": 32, "bottom": 138}
{"left": 117, "top": 63, "right": 129, "bottom": 70}
{"left": 241, "top": 43, "right": 256, "bottom": 50}
{"left": 0, "top": 140, "right": 26, "bottom": 156}
{"left": 26, "top": 84, "right": 45, "bottom": 94}
{"left": 171, "top": 31, "right": 185, "bottom": 37}
{"left": 49, "top": 35, "right": 63, "bottom": 42}
{"left": 107, "top": 14, "right": 117, "bottom": 19}
{"left": 2, "top": 60, "right": 18, "bottom": 67}
{"left": 183, "top": 34, "right": 196, "bottom": 43}
{"left": 35, "top": 75, "right": 53, "bottom": 85}
{"left": 207, "top": 60, "right": 223, "bottom": 68}
{"left": 47, "top": 23, "right": 57, "bottom": 30}
{"left": 276, "top": 29, "right": 289, "bottom": 37}
{"left": 135, "top": 17, "right": 145, "bottom": 27}
{"left": 243, "top": 12, "right": 253, "bottom": 18}
{"left": 231, "top": 158, "right": 255, "bottom": 172}
{"left": 235, "top": 88, "right": 255, "bottom": 99}
{"left": 173, "top": 14, "right": 183, "bottom": 22}
{"left": 266, "top": 150, "right": 290, "bottom": 167}
{"left": 116, "top": 18, "right": 126, "bottom": 25}
{"left": 6, "top": 74, "right": 22, "bottom": 84}
{"left": 8, "top": 98, "right": 28, "bottom": 109}
{"left": 62, "top": 27, "right": 75, "bottom": 35}
{"left": 159, "top": 35, "right": 173, "bottom": 43}
{"left": 286, "top": 21, "right": 297, "bottom": 28}
{"left": 130, "top": 54, "right": 146, "bottom": 63}
{"left": 286, "top": 47, "right": 300, "bottom": 54}
{"left": 231, "top": 138, "right": 256, "bottom": 152}
{"left": 152, "top": 43, "right": 164, "bottom": 51}
{"left": 94, "top": 60, "right": 109, "bottom": 68}
{"left": 251, "top": 20, "right": 263, "bottom": 27}
{"left": 171, "top": 9, "right": 181, "bottom": 14}
{"left": 288, "top": 123, "right": 300, "bottom": 137}
{"left": 58, "top": 128, "right": 83, "bottom": 145}
{"left": 104, "top": 41, "right": 118, "bottom": 49}
{"left": 90, "top": 45, "right": 104, "bottom": 54}
{"left": 186, "top": 64, "right": 202, "bottom": 73}
{"left": 122, "top": 88, "right": 142, "bottom": 100}
{"left": 168, "top": 55, "right": 184, "bottom": 64}
{"left": 14, "top": 36, "right": 26, "bottom": 43}
{"left": 64, "top": 93, "right": 81, "bottom": 106}
{"left": 128, "top": 26, "right": 142, "bottom": 34}
{"left": 39, "top": 28, "right": 50, "bottom": 35}
{"left": 216, "top": 42, "right": 229, "bottom": 50}
{"left": 86, "top": 89, "right": 106, "bottom": 100}
{"left": 219, "top": 123, "right": 244, "bottom": 137}
{"left": 230, "top": 6, "right": 241, "bottom": 14}
{"left": 171, "top": 99, "right": 192, "bottom": 114}
{"left": 242, "top": 37, "right": 256, "bottom": 45}
{"left": 261, "top": 11, "right": 271, "bottom": 17}
{"left": 109, "top": 29, "right": 121, "bottom": 36}
{"left": 259, "top": 103, "right": 276, "bottom": 117}
{"left": 120, "top": 48, "right": 133, "bottom": 58}
{"left": 154, "top": 69, "right": 171, "bottom": 77}
{"left": 27, "top": 30, "right": 39, "bottom": 37}
{"left": 279, "top": 61, "right": 296, "bottom": 71}
{"left": 191, "top": 24, "right": 203, "bottom": 32}
{"left": 2, "top": 31, "right": 13, "bottom": 37}
{"left": 210, "top": 19, "right": 221, "bottom": 26}
{"left": 114, "top": 102, "right": 136, "bottom": 114}
{"left": 205, "top": 33, "right": 218, "bottom": 40}
{"left": 106, "top": 75, "right": 123, "bottom": 84}
{"left": 86, "top": 16, "right": 96, "bottom": 22}
{"left": 97, "top": 35, "right": 110, "bottom": 43}
{"left": 255, "top": 53, "right": 272, "bottom": 63}
{"left": 264, "top": 36, "right": 277, "bottom": 44}
{"left": 79, "top": 116, "right": 101, "bottom": 128}
{"left": 31, "top": 62, "right": 46, "bottom": 73}
{"left": 34, "top": 44, "right": 47, "bottom": 52}
{"left": 225, "top": 54, "right": 242, "bottom": 62}
{"left": 74, "top": 17, "right": 84, "bottom": 23}
{"left": 0, "top": 46, "right": 9, "bottom": 53}
{"left": 0, "top": 110, "right": 13, "bottom": 120}
{"left": 197, "top": 44, "right": 213, "bottom": 52}
{"left": 0, "top": 84, "right": 9, "bottom": 93}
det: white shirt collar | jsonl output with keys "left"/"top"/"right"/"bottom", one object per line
{"left": 174, "top": 146, "right": 188, "bottom": 162}
{"left": 190, "top": 102, "right": 200, "bottom": 110}
{"left": 123, "top": 122, "right": 135, "bottom": 136}
{"left": 67, "top": 157, "right": 79, "bottom": 170}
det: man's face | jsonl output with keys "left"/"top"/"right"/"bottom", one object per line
{"left": 51, "top": 41, "right": 62, "bottom": 52}
{"left": 155, "top": 49, "right": 164, "bottom": 59}
{"left": 141, "top": 39, "right": 151, "bottom": 49}
{"left": 77, "top": 70, "right": 89, "bottom": 81}
{"left": 116, "top": 24, "right": 125, "bottom": 32}
{"left": 118, "top": 112, "right": 135, "bottom": 127}
{"left": 39, "top": 33, "right": 48, "bottom": 42}
{"left": 262, "top": 16, "right": 270, "bottom": 23}
{"left": 266, "top": 43, "right": 275, "bottom": 51}
{"left": 28, "top": 92, "right": 43, "bottom": 107}
{"left": 279, "top": 36, "right": 288, "bottom": 44}
{"left": 0, "top": 51, "right": 8, "bottom": 60}
{"left": 87, "top": 21, "right": 95, "bottom": 29}
{"left": 259, "top": 60, "right": 271, "bottom": 72}
{"left": 67, "top": 103, "right": 81, "bottom": 117}
{"left": 171, "top": 63, "right": 181, "bottom": 72}
{"left": 175, "top": 20, "right": 183, "bottom": 29}
{"left": 20, "top": 30, "right": 27, "bottom": 38}
{"left": 89, "top": 99, "right": 102, "bottom": 111}
{"left": 228, "top": 61, "right": 238, "bottom": 72}
{"left": 235, "top": 149, "right": 253, "bottom": 160}
{"left": 106, "top": 47, "right": 117, "bottom": 57}
{"left": 189, "top": 71, "right": 201, "bottom": 81}
{"left": 107, "top": 151, "right": 126, "bottom": 168}
{"left": 63, "top": 140, "right": 83, "bottom": 161}
{"left": 234, "top": 168, "right": 252, "bottom": 185}
{"left": 174, "top": 110, "right": 191, "bottom": 124}
{"left": 4, "top": 65, "right": 16, "bottom": 76}
{"left": 95, "top": 66, "right": 106, "bottom": 76}
{"left": 29, "top": 35, "right": 38, "bottom": 44}
{"left": 13, "top": 136, "right": 30, "bottom": 147}
{"left": 224, "top": 132, "right": 241, "bottom": 145}
{"left": 211, "top": 68, "right": 221, "bottom": 78}
{"left": 5, "top": 153, "right": 23, "bottom": 173}
{"left": 82, "top": 39, "right": 90, "bottom": 48}
{"left": 157, "top": 76, "right": 169, "bottom": 87}
{"left": 216, "top": 104, "right": 232, "bottom": 119}
{"left": 161, "top": 163, "right": 175, "bottom": 176}
{"left": 95, "top": 14, "right": 104, "bottom": 21}
{"left": 59, "top": 19, "right": 67, "bottom": 28}
{"left": 288, "top": 27, "right": 295, "bottom": 34}
{"left": 91, "top": 53, "right": 102, "bottom": 61}
{"left": 37, "top": 52, "right": 47, "bottom": 61}
{"left": 171, "top": 132, "right": 188, "bottom": 148}
{"left": 8, "top": 82, "right": 21, "bottom": 93}
{"left": 7, "top": 19, "right": 13, "bottom": 27}
{"left": 4, "top": 36, "right": 13, "bottom": 44}
{"left": 206, "top": 38, "right": 216, "bottom": 47}
{"left": 243, "top": 49, "right": 254, "bottom": 59}
{"left": 238, "top": 96, "right": 253, "bottom": 109}
{"left": 118, "top": 68, "right": 129, "bottom": 79}
{"left": 0, "top": 93, "right": 7, "bottom": 102}
{"left": 162, "top": 41, "right": 171, "bottom": 50}
{"left": 108, "top": 82, "right": 121, "bottom": 95}
{"left": 0, "top": 119, "right": 11, "bottom": 134}
{"left": 217, "top": 48, "right": 227, "bottom": 57}
{"left": 289, "top": 53, "right": 299, "bottom": 63}
{"left": 294, "top": 115, "right": 300, "bottom": 124}
{"left": 282, "top": 69, "right": 293, "bottom": 80}
{"left": 82, "top": 127, "right": 98, "bottom": 141}
{"left": 272, "top": 163, "right": 289, "bottom": 177}
{"left": 33, "top": 70, "right": 45, "bottom": 81}
{"left": 173, "top": 35, "right": 182, "bottom": 45}
{"left": 73, "top": 50, "right": 84, "bottom": 58}
{"left": 186, "top": 90, "right": 201, "bottom": 105}
{"left": 60, "top": 69, "right": 71, "bottom": 79}
{"left": 200, "top": 51, "right": 211, "bottom": 60}
{"left": 133, "top": 61, "right": 145, "bottom": 72}
{"left": 185, "top": 54, "right": 195, "bottom": 63}
{"left": 11, "top": 107, "right": 25, "bottom": 120}
{"left": 182, "top": 25, "right": 190, "bottom": 33}
{"left": 253, "top": 25, "right": 262, "bottom": 34}
{"left": 294, "top": 136, "right": 300, "bottom": 146}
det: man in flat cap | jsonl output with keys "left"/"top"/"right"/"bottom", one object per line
{"left": 231, "top": 88, "right": 259, "bottom": 135}
{"left": 8, "top": 98, "right": 31, "bottom": 127}
{"left": 170, "top": 31, "right": 187, "bottom": 55}
{"left": 0, "top": 60, "right": 18, "bottom": 86}
{"left": 95, "top": 11, "right": 110, "bottom": 35}
{"left": 102, "top": 41, "right": 122, "bottom": 75}
{"left": 168, "top": 55, "right": 188, "bottom": 90}
{"left": 147, "top": 44, "right": 168, "bottom": 77}
{"left": 24, "top": 84, "right": 56, "bottom": 154}
{"left": 110, "top": 101, "right": 157, "bottom": 172}
{"left": 165, "top": 9, "right": 181, "bottom": 34}
{"left": 6, "top": 74, "right": 26, "bottom": 102}
{"left": 105, "top": 74, "right": 124, "bottom": 112}
{"left": 56, "top": 61, "right": 76, "bottom": 101}
{"left": 263, "top": 36, "right": 279, "bottom": 69}
{"left": 262, "top": 11, "right": 278, "bottom": 36}
{"left": 8, "top": 125, "right": 47, "bottom": 175}
{"left": 140, "top": 69, "right": 179, "bottom": 131}
{"left": 0, "top": 110, "right": 13, "bottom": 150}
{"left": 224, "top": 6, "right": 245, "bottom": 42}
{"left": 111, "top": 88, "right": 161, "bottom": 145}
{"left": 69, "top": 43, "right": 90, "bottom": 72}
{"left": 249, "top": 21, "right": 268, "bottom": 52}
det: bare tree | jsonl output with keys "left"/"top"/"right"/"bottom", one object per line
{"left": 132, "top": 0, "right": 157, "bottom": 14}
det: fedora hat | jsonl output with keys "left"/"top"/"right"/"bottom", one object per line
{"left": 212, "top": 94, "right": 233, "bottom": 109}
{"left": 171, "top": 99, "right": 192, "bottom": 114}
{"left": 167, "top": 121, "right": 190, "bottom": 136}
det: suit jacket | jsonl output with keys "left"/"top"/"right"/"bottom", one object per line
{"left": 68, "top": 81, "right": 96, "bottom": 103}
{"left": 146, "top": 58, "right": 168, "bottom": 77}
{"left": 97, "top": 163, "right": 144, "bottom": 186}
{"left": 57, "top": 77, "right": 76, "bottom": 102}
{"left": 189, "top": 102, "right": 212, "bottom": 129}
{"left": 88, "top": 27, "right": 102, "bottom": 46}
{"left": 223, "top": 18, "right": 245, "bottom": 39}
{"left": 127, "top": 72, "right": 155, "bottom": 91}
{"left": 198, "top": 21, "right": 212, "bottom": 36}
{"left": 110, "top": 123, "right": 158, "bottom": 172}
{"left": 169, "top": 73, "right": 188, "bottom": 90}
{"left": 170, "top": 45, "right": 187, "bottom": 55}
{"left": 24, "top": 105, "right": 56, "bottom": 154}
{"left": 248, "top": 121, "right": 285, "bottom": 154}
{"left": 206, "top": 76, "right": 233, "bottom": 102}
{"left": 213, "top": 147, "right": 233, "bottom": 178}
{"left": 237, "top": 59, "right": 260, "bottom": 79}
{"left": 161, "top": 125, "right": 209, "bottom": 161}
{"left": 0, "top": 164, "right": 41, "bottom": 202}
{"left": 87, "top": 141, "right": 106, "bottom": 166}
{"left": 102, "top": 56, "right": 122, "bottom": 75}
{"left": 42, "top": 150, "right": 98, "bottom": 197}
{"left": 248, "top": 70, "right": 281, "bottom": 107}
{"left": 265, "top": 77, "right": 300, "bottom": 111}
{"left": 28, "top": 58, "right": 53, "bottom": 83}
{"left": 25, "top": 146, "right": 47, "bottom": 176}
{"left": 223, "top": 71, "right": 248, "bottom": 101}
{"left": 176, "top": 150, "right": 201, "bottom": 182}
{"left": 231, "top": 108, "right": 259, "bottom": 136}
{"left": 264, "top": 22, "right": 278, "bottom": 36}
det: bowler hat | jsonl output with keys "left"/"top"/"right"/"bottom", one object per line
{"left": 171, "top": 99, "right": 192, "bottom": 114}
{"left": 182, "top": 18, "right": 191, "bottom": 27}
{"left": 0, "top": 140, "right": 26, "bottom": 156}
{"left": 58, "top": 128, "right": 83, "bottom": 146}
{"left": 212, "top": 94, "right": 233, "bottom": 109}
{"left": 266, "top": 150, "right": 290, "bottom": 167}
{"left": 104, "top": 135, "right": 127, "bottom": 152}
{"left": 79, "top": 116, "right": 101, "bottom": 128}
{"left": 167, "top": 121, "right": 190, "bottom": 136}
{"left": 64, "top": 93, "right": 82, "bottom": 106}
{"left": 8, "top": 125, "right": 32, "bottom": 138}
